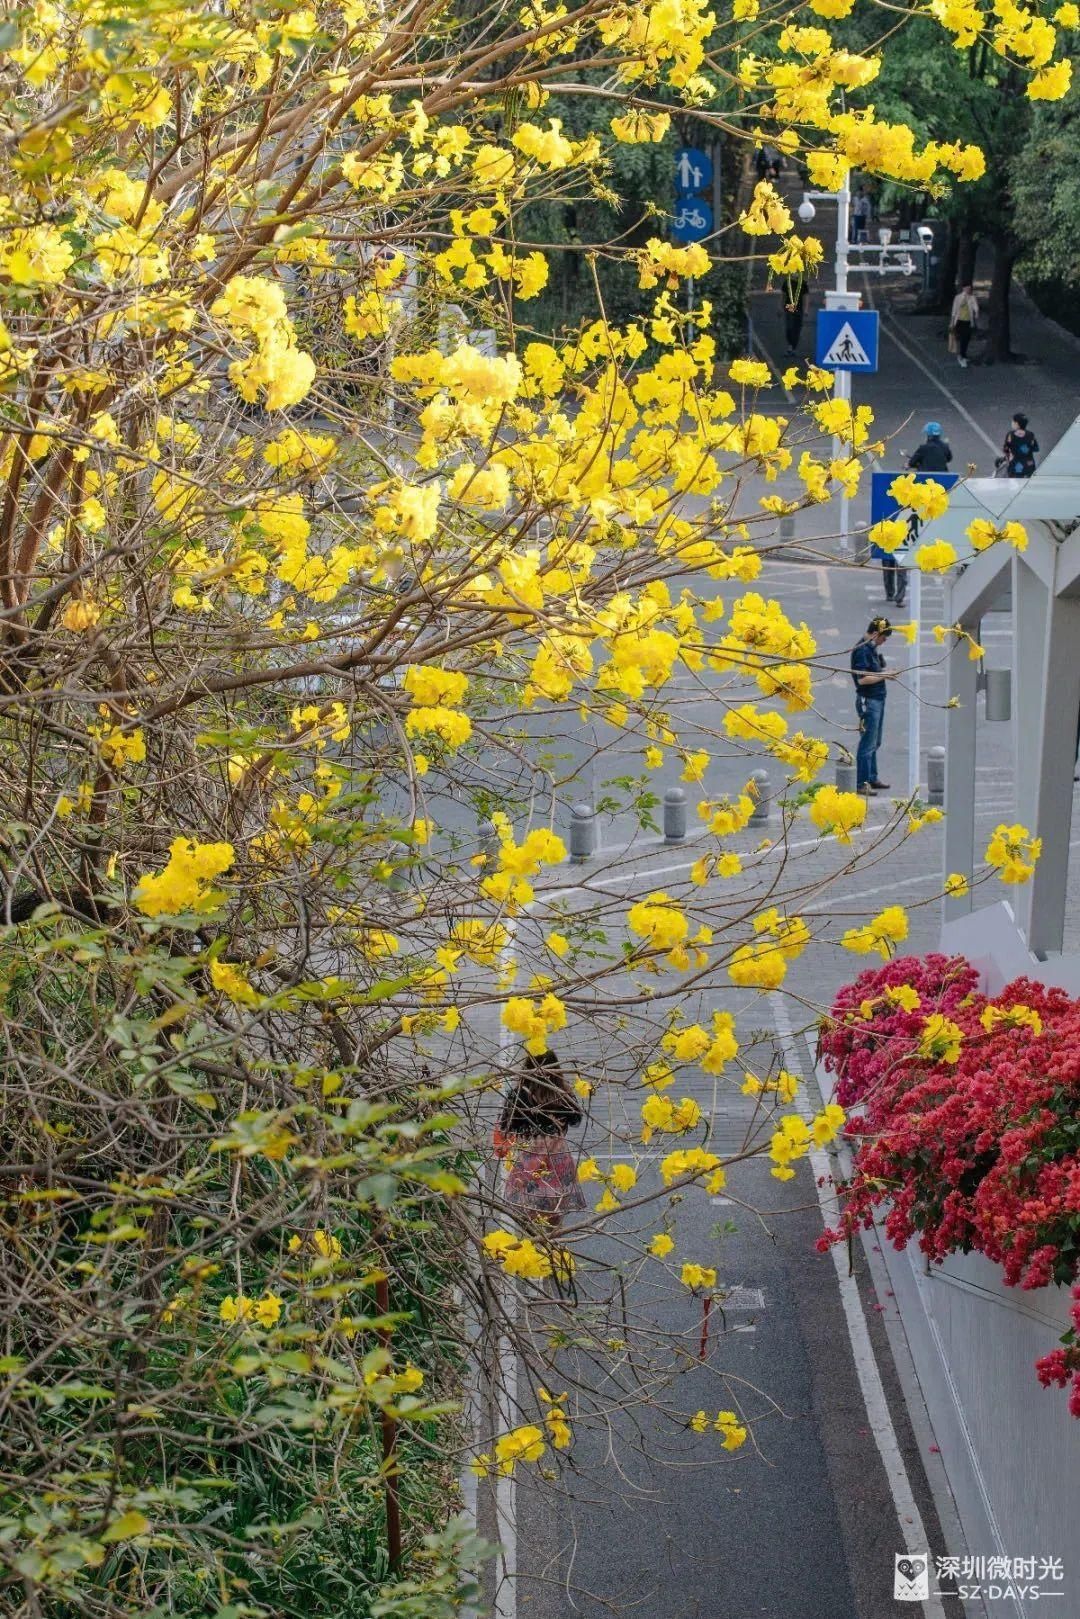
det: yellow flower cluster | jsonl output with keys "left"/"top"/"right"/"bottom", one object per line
{"left": 888, "top": 475, "right": 950, "bottom": 520}
{"left": 985, "top": 823, "right": 1041, "bottom": 884}
{"left": 690, "top": 1409, "right": 749, "bottom": 1450}
{"left": 729, "top": 909, "right": 809, "bottom": 990}
{"left": 640, "top": 1094, "right": 702, "bottom": 1143}
{"left": 659, "top": 1146, "right": 727, "bottom": 1195}
{"left": 473, "top": 1422, "right": 550, "bottom": 1478}
{"left": 219, "top": 1292, "right": 282, "bottom": 1328}
{"left": 500, "top": 993, "right": 567, "bottom": 1055}
{"left": 967, "top": 519, "right": 1028, "bottom": 553}
{"left": 662, "top": 1010, "right": 739, "bottom": 1073}
{"left": 808, "top": 785, "right": 867, "bottom": 844}
{"left": 841, "top": 904, "right": 909, "bottom": 959}
{"left": 134, "top": 838, "right": 235, "bottom": 918}
{"left": 211, "top": 276, "right": 315, "bottom": 411}
{"left": 578, "top": 1158, "right": 639, "bottom": 1212}
{"left": 482, "top": 1230, "right": 572, "bottom": 1281}
{"left": 680, "top": 1261, "right": 717, "bottom": 1291}
{"left": 980, "top": 1002, "right": 1043, "bottom": 1036}
{"left": 918, "top": 1014, "right": 964, "bottom": 1064}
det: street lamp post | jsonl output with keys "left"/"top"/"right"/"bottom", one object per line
{"left": 798, "top": 182, "right": 931, "bottom": 795}
{"left": 799, "top": 178, "right": 856, "bottom": 553}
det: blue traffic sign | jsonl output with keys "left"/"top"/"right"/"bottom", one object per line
{"left": 672, "top": 197, "right": 713, "bottom": 243}
{"left": 815, "top": 308, "right": 880, "bottom": 372}
{"left": 675, "top": 147, "right": 712, "bottom": 194}
{"left": 870, "top": 470, "right": 959, "bottom": 527}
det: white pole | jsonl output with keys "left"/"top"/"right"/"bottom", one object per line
{"left": 833, "top": 176, "right": 853, "bottom": 554}
{"left": 906, "top": 561, "right": 921, "bottom": 798}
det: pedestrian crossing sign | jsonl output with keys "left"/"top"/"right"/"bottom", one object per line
{"left": 815, "top": 308, "right": 879, "bottom": 372}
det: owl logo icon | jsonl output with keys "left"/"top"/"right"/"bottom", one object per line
{"left": 894, "top": 1553, "right": 930, "bottom": 1601}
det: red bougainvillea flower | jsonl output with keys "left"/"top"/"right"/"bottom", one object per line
{"left": 819, "top": 958, "right": 1080, "bottom": 1416}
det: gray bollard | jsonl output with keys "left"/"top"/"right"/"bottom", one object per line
{"left": 984, "top": 667, "right": 1011, "bottom": 722}
{"left": 926, "top": 746, "right": 946, "bottom": 806}
{"left": 748, "top": 769, "right": 771, "bottom": 825}
{"left": 569, "top": 802, "right": 597, "bottom": 864}
{"left": 835, "top": 758, "right": 857, "bottom": 793}
{"left": 663, "top": 786, "right": 687, "bottom": 844}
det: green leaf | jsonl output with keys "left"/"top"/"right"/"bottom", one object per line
{"left": 100, "top": 1509, "right": 151, "bottom": 1542}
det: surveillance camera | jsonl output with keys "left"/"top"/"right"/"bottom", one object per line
{"left": 915, "top": 224, "right": 934, "bottom": 247}
{"left": 797, "top": 199, "right": 816, "bottom": 223}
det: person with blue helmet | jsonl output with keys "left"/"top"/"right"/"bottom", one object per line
{"left": 908, "top": 421, "right": 953, "bottom": 473}
{"left": 874, "top": 422, "right": 953, "bottom": 607}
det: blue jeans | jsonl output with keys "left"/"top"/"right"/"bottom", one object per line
{"left": 856, "top": 697, "right": 885, "bottom": 787}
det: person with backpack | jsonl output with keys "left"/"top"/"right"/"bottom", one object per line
{"left": 1002, "top": 412, "right": 1039, "bottom": 478}
{"left": 949, "top": 283, "right": 979, "bottom": 368}
{"left": 496, "top": 1049, "right": 585, "bottom": 1228}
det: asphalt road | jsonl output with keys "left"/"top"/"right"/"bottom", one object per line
{"left": 462, "top": 269, "right": 1080, "bottom": 1617}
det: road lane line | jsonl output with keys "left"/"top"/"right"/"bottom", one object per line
{"left": 769, "top": 992, "right": 949, "bottom": 1619}
{"left": 876, "top": 313, "right": 998, "bottom": 456}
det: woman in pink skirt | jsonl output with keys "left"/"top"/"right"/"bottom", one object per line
{"left": 499, "top": 1050, "right": 586, "bottom": 1227}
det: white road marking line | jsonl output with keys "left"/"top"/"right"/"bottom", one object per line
{"left": 769, "top": 993, "right": 949, "bottom": 1619}
{"left": 878, "top": 315, "right": 998, "bottom": 455}
{"left": 493, "top": 1293, "right": 518, "bottom": 1619}
{"left": 539, "top": 823, "right": 910, "bottom": 901}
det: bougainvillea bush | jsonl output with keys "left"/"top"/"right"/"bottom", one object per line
{"left": 819, "top": 957, "right": 1080, "bottom": 1415}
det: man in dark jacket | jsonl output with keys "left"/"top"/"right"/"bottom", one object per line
{"left": 908, "top": 421, "right": 952, "bottom": 472}
{"left": 851, "top": 617, "right": 895, "bottom": 795}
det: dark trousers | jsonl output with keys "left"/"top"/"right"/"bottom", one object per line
{"left": 856, "top": 696, "right": 885, "bottom": 787}
{"left": 784, "top": 307, "right": 804, "bottom": 352}
{"left": 954, "top": 319, "right": 972, "bottom": 358}
{"left": 882, "top": 558, "right": 906, "bottom": 604}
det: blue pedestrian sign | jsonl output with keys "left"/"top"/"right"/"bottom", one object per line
{"left": 675, "top": 147, "right": 712, "bottom": 194}
{"left": 672, "top": 197, "right": 713, "bottom": 243}
{"left": 815, "top": 308, "right": 880, "bottom": 372}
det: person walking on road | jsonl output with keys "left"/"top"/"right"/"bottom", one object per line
{"left": 850, "top": 187, "right": 871, "bottom": 243}
{"left": 949, "top": 283, "right": 979, "bottom": 368}
{"left": 1002, "top": 411, "right": 1039, "bottom": 477}
{"left": 851, "top": 617, "right": 894, "bottom": 795}
{"left": 889, "top": 424, "right": 953, "bottom": 608}
{"left": 784, "top": 282, "right": 806, "bottom": 356}
{"left": 872, "top": 535, "right": 904, "bottom": 607}
{"left": 497, "top": 1049, "right": 585, "bottom": 1228}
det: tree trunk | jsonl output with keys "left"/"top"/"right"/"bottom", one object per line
{"left": 923, "top": 221, "right": 958, "bottom": 314}
{"left": 985, "top": 239, "right": 1017, "bottom": 363}
{"left": 957, "top": 232, "right": 978, "bottom": 288}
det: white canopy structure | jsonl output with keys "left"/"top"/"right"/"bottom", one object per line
{"left": 935, "top": 416, "right": 1080, "bottom": 976}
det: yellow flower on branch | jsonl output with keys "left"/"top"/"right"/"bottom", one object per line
{"left": 985, "top": 822, "right": 1041, "bottom": 884}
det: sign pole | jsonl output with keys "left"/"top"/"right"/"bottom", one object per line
{"left": 834, "top": 176, "right": 852, "bottom": 554}
{"left": 907, "top": 560, "right": 921, "bottom": 798}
